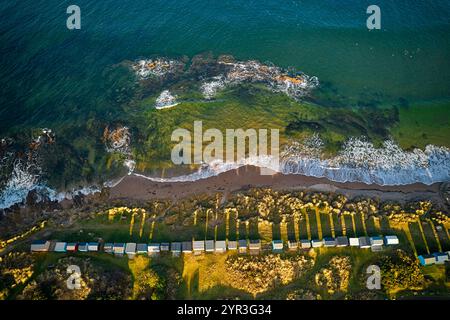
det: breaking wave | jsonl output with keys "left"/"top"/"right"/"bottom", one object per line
{"left": 1, "top": 136, "right": 449, "bottom": 210}
{"left": 0, "top": 159, "right": 55, "bottom": 209}
{"left": 130, "top": 137, "right": 450, "bottom": 186}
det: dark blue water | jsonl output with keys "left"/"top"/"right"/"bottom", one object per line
{"left": 0, "top": 0, "right": 449, "bottom": 132}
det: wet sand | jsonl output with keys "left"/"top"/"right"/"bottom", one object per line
{"left": 109, "top": 165, "right": 443, "bottom": 203}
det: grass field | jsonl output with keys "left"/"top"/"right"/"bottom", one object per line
{"left": 344, "top": 215, "right": 356, "bottom": 237}
{"left": 298, "top": 218, "right": 309, "bottom": 240}
{"left": 46, "top": 204, "right": 450, "bottom": 259}
{"left": 13, "top": 202, "right": 448, "bottom": 300}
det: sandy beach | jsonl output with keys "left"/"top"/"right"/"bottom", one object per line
{"left": 109, "top": 165, "right": 443, "bottom": 204}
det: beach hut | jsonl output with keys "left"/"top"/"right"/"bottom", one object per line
{"left": 384, "top": 235, "right": 399, "bottom": 246}
{"left": 103, "top": 243, "right": 113, "bottom": 254}
{"left": 359, "top": 237, "right": 371, "bottom": 249}
{"left": 349, "top": 237, "right": 360, "bottom": 247}
{"left": 227, "top": 240, "right": 237, "bottom": 251}
{"left": 136, "top": 243, "right": 148, "bottom": 254}
{"left": 311, "top": 239, "right": 323, "bottom": 248}
{"left": 193, "top": 240, "right": 205, "bottom": 255}
{"left": 182, "top": 241, "right": 192, "bottom": 253}
{"left": 272, "top": 240, "right": 283, "bottom": 252}
{"left": 54, "top": 242, "right": 67, "bottom": 253}
{"left": 205, "top": 240, "right": 215, "bottom": 253}
{"left": 418, "top": 254, "right": 436, "bottom": 266}
{"left": 28, "top": 240, "right": 41, "bottom": 252}
{"left": 249, "top": 240, "right": 261, "bottom": 254}
{"left": 171, "top": 242, "right": 182, "bottom": 256}
{"left": 148, "top": 243, "right": 160, "bottom": 255}
{"left": 288, "top": 240, "right": 298, "bottom": 251}
{"left": 370, "top": 236, "right": 383, "bottom": 248}
{"left": 300, "top": 239, "right": 311, "bottom": 249}
{"left": 433, "top": 252, "right": 449, "bottom": 264}
{"left": 66, "top": 243, "right": 78, "bottom": 252}
{"left": 238, "top": 239, "right": 247, "bottom": 254}
{"left": 336, "top": 236, "right": 349, "bottom": 247}
{"left": 88, "top": 242, "right": 99, "bottom": 252}
{"left": 215, "top": 240, "right": 226, "bottom": 253}
{"left": 323, "top": 237, "right": 336, "bottom": 247}
{"left": 78, "top": 242, "right": 88, "bottom": 252}
{"left": 160, "top": 243, "right": 170, "bottom": 252}
{"left": 113, "top": 243, "right": 125, "bottom": 255}
{"left": 125, "top": 243, "right": 137, "bottom": 257}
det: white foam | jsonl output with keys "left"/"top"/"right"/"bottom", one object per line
{"left": 0, "top": 160, "right": 55, "bottom": 209}
{"left": 201, "top": 76, "right": 227, "bottom": 99}
{"left": 154, "top": 90, "right": 178, "bottom": 109}
{"left": 52, "top": 186, "right": 101, "bottom": 201}
{"left": 2, "top": 137, "right": 448, "bottom": 210}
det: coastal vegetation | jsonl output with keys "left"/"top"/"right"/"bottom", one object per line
{"left": 224, "top": 254, "right": 314, "bottom": 296}
{"left": 379, "top": 249, "right": 425, "bottom": 298}
{"left": 17, "top": 256, "right": 132, "bottom": 300}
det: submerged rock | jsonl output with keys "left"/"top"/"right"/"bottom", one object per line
{"left": 103, "top": 125, "right": 131, "bottom": 155}
{"left": 131, "top": 57, "right": 185, "bottom": 79}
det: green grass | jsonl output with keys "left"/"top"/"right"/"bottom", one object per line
{"left": 47, "top": 205, "right": 440, "bottom": 261}
{"left": 228, "top": 217, "right": 237, "bottom": 241}
{"left": 391, "top": 101, "right": 450, "bottom": 150}
{"left": 320, "top": 213, "right": 332, "bottom": 238}
{"left": 286, "top": 217, "right": 296, "bottom": 241}
{"left": 332, "top": 213, "right": 343, "bottom": 237}
{"left": 298, "top": 219, "right": 308, "bottom": 240}
{"left": 365, "top": 217, "right": 379, "bottom": 236}
{"left": 354, "top": 213, "right": 365, "bottom": 237}
{"left": 216, "top": 220, "right": 227, "bottom": 241}
{"left": 422, "top": 264, "right": 447, "bottom": 284}
{"left": 248, "top": 220, "right": 259, "bottom": 240}
{"left": 408, "top": 222, "right": 428, "bottom": 255}
{"left": 344, "top": 215, "right": 356, "bottom": 237}
{"left": 380, "top": 217, "right": 393, "bottom": 235}
{"left": 421, "top": 223, "right": 440, "bottom": 253}
{"left": 307, "top": 209, "right": 319, "bottom": 239}
{"left": 238, "top": 221, "right": 247, "bottom": 240}
{"left": 436, "top": 227, "right": 450, "bottom": 252}
{"left": 12, "top": 202, "right": 450, "bottom": 300}
{"left": 271, "top": 223, "right": 281, "bottom": 240}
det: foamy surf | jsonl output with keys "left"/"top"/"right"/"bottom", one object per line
{"left": 0, "top": 159, "right": 54, "bottom": 209}
{"left": 1, "top": 137, "right": 449, "bottom": 210}
{"left": 128, "top": 138, "right": 450, "bottom": 186}
{"left": 0, "top": 158, "right": 103, "bottom": 209}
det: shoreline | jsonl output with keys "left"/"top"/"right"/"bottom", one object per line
{"left": 109, "top": 165, "right": 444, "bottom": 204}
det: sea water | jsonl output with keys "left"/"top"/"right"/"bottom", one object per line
{"left": 1, "top": 0, "right": 449, "bottom": 207}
